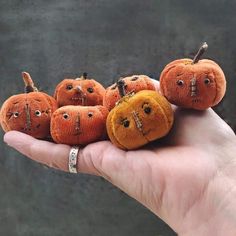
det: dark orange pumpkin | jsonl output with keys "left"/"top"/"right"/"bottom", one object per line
{"left": 103, "top": 75, "right": 156, "bottom": 111}
{"left": 50, "top": 105, "right": 108, "bottom": 145}
{"left": 106, "top": 79, "right": 174, "bottom": 150}
{"left": 54, "top": 73, "right": 105, "bottom": 107}
{"left": 160, "top": 42, "right": 226, "bottom": 110}
{"left": 0, "top": 72, "right": 58, "bottom": 138}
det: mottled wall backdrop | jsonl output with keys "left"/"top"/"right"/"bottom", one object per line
{"left": 0, "top": 0, "right": 235, "bottom": 235}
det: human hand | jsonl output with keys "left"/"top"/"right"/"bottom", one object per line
{"left": 3, "top": 105, "right": 236, "bottom": 235}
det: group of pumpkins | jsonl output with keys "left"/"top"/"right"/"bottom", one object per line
{"left": 0, "top": 43, "right": 226, "bottom": 150}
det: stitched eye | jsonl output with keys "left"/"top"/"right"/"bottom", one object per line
{"left": 204, "top": 78, "right": 211, "bottom": 85}
{"left": 87, "top": 87, "right": 94, "bottom": 93}
{"left": 63, "top": 113, "right": 69, "bottom": 119}
{"left": 122, "top": 119, "right": 130, "bottom": 128}
{"left": 144, "top": 107, "right": 151, "bottom": 114}
{"left": 88, "top": 112, "right": 93, "bottom": 118}
{"left": 35, "top": 110, "right": 41, "bottom": 117}
{"left": 66, "top": 84, "right": 73, "bottom": 90}
{"left": 131, "top": 76, "right": 139, "bottom": 81}
{"left": 177, "top": 80, "right": 184, "bottom": 86}
{"left": 13, "top": 112, "right": 19, "bottom": 118}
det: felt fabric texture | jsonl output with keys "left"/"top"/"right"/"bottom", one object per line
{"left": 54, "top": 77, "right": 105, "bottom": 107}
{"left": 103, "top": 75, "right": 156, "bottom": 111}
{"left": 50, "top": 105, "right": 109, "bottom": 145}
{"left": 0, "top": 92, "right": 58, "bottom": 138}
{"left": 160, "top": 59, "right": 226, "bottom": 110}
{"left": 106, "top": 90, "right": 174, "bottom": 150}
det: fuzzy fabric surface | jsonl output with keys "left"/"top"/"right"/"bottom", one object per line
{"left": 160, "top": 59, "right": 226, "bottom": 110}
{"left": 103, "top": 75, "right": 156, "bottom": 111}
{"left": 51, "top": 105, "right": 108, "bottom": 145}
{"left": 0, "top": 92, "right": 58, "bottom": 138}
{"left": 54, "top": 77, "right": 105, "bottom": 107}
{"left": 106, "top": 90, "right": 174, "bottom": 150}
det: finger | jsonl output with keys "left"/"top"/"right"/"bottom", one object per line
{"left": 3, "top": 131, "right": 124, "bottom": 176}
{"left": 4, "top": 131, "right": 164, "bottom": 215}
{"left": 3, "top": 131, "right": 160, "bottom": 192}
{"left": 4, "top": 131, "right": 71, "bottom": 172}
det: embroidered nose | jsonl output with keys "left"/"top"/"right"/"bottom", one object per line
{"left": 75, "top": 112, "right": 81, "bottom": 134}
{"left": 132, "top": 111, "right": 143, "bottom": 132}
{"left": 190, "top": 77, "right": 197, "bottom": 97}
{"left": 75, "top": 86, "right": 83, "bottom": 93}
{"left": 24, "top": 104, "right": 31, "bottom": 130}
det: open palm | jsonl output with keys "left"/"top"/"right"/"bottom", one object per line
{"left": 4, "top": 108, "right": 236, "bottom": 235}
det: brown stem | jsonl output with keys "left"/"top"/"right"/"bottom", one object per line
{"left": 82, "top": 72, "right": 88, "bottom": 79}
{"left": 22, "top": 72, "right": 38, "bottom": 93}
{"left": 192, "top": 42, "right": 208, "bottom": 64}
{"left": 117, "top": 78, "right": 126, "bottom": 97}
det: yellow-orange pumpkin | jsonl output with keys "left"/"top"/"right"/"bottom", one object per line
{"left": 54, "top": 73, "right": 105, "bottom": 107}
{"left": 106, "top": 80, "right": 174, "bottom": 150}
{"left": 50, "top": 105, "right": 108, "bottom": 145}
{"left": 160, "top": 42, "right": 226, "bottom": 110}
{"left": 0, "top": 72, "right": 58, "bottom": 138}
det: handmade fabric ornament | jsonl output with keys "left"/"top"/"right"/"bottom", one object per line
{"left": 103, "top": 75, "right": 156, "bottom": 110}
{"left": 50, "top": 105, "right": 109, "bottom": 145}
{"left": 160, "top": 42, "right": 226, "bottom": 110}
{"left": 106, "top": 79, "right": 174, "bottom": 150}
{"left": 0, "top": 72, "right": 58, "bottom": 138}
{"left": 54, "top": 73, "right": 105, "bottom": 107}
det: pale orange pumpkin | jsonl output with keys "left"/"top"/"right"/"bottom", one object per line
{"left": 160, "top": 42, "right": 226, "bottom": 110}
{"left": 103, "top": 75, "right": 156, "bottom": 110}
{"left": 50, "top": 105, "right": 108, "bottom": 145}
{"left": 54, "top": 73, "right": 105, "bottom": 107}
{"left": 0, "top": 72, "right": 58, "bottom": 138}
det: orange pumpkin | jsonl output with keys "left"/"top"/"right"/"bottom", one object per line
{"left": 106, "top": 79, "right": 174, "bottom": 150}
{"left": 54, "top": 73, "right": 105, "bottom": 107}
{"left": 160, "top": 42, "right": 226, "bottom": 110}
{"left": 103, "top": 75, "right": 156, "bottom": 110}
{"left": 0, "top": 72, "right": 58, "bottom": 138}
{"left": 50, "top": 105, "right": 108, "bottom": 145}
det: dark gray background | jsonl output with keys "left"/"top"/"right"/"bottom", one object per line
{"left": 0, "top": 0, "right": 235, "bottom": 235}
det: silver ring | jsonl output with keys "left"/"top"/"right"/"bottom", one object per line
{"left": 68, "top": 146, "right": 79, "bottom": 173}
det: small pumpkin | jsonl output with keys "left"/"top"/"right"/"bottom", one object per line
{"left": 0, "top": 72, "right": 58, "bottom": 138}
{"left": 106, "top": 79, "right": 174, "bottom": 150}
{"left": 103, "top": 75, "right": 156, "bottom": 111}
{"left": 54, "top": 73, "right": 105, "bottom": 107}
{"left": 50, "top": 105, "right": 108, "bottom": 145}
{"left": 160, "top": 42, "right": 226, "bottom": 110}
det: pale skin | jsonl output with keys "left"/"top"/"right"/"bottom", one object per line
{"left": 3, "top": 107, "right": 236, "bottom": 235}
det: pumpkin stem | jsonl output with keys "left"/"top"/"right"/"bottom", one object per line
{"left": 82, "top": 72, "right": 88, "bottom": 79}
{"left": 22, "top": 72, "right": 38, "bottom": 93}
{"left": 75, "top": 72, "right": 88, "bottom": 81}
{"left": 192, "top": 42, "right": 208, "bottom": 64}
{"left": 117, "top": 78, "right": 126, "bottom": 97}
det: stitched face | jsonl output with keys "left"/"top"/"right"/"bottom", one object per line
{"left": 103, "top": 75, "right": 156, "bottom": 111}
{"left": 0, "top": 92, "right": 58, "bottom": 138}
{"left": 50, "top": 105, "right": 109, "bottom": 145}
{"left": 54, "top": 79, "right": 105, "bottom": 107}
{"left": 160, "top": 59, "right": 226, "bottom": 110}
{"left": 106, "top": 90, "right": 174, "bottom": 150}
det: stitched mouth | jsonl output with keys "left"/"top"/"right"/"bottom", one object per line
{"left": 21, "top": 127, "right": 34, "bottom": 132}
{"left": 192, "top": 98, "right": 201, "bottom": 103}
{"left": 71, "top": 96, "right": 85, "bottom": 100}
{"left": 73, "top": 131, "right": 82, "bottom": 136}
{"left": 142, "top": 129, "right": 151, "bottom": 136}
